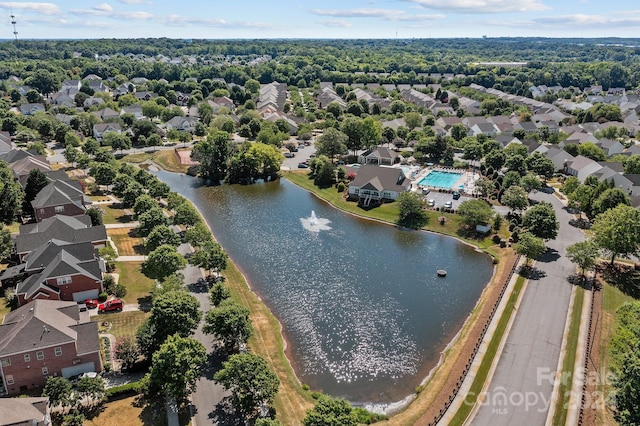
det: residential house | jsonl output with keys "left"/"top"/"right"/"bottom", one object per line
{"left": 565, "top": 155, "right": 603, "bottom": 182}
{"left": 164, "top": 116, "right": 197, "bottom": 133}
{"left": 60, "top": 80, "right": 81, "bottom": 91}
{"left": 470, "top": 122, "right": 499, "bottom": 138}
{"left": 134, "top": 91, "right": 156, "bottom": 102}
{"left": 317, "top": 87, "right": 346, "bottom": 109}
{"left": 83, "top": 97, "right": 105, "bottom": 109}
{"left": 92, "top": 107, "right": 120, "bottom": 122}
{"left": 15, "top": 215, "right": 108, "bottom": 262}
{"left": 19, "top": 103, "right": 46, "bottom": 116}
{"left": 49, "top": 90, "right": 77, "bottom": 108}
{"left": 31, "top": 180, "right": 90, "bottom": 222}
{"left": 258, "top": 82, "right": 287, "bottom": 114}
{"left": 210, "top": 96, "right": 235, "bottom": 111}
{"left": 347, "top": 165, "right": 411, "bottom": 206}
{"left": 537, "top": 146, "right": 575, "bottom": 172}
{"left": 596, "top": 138, "right": 624, "bottom": 156}
{"left": 120, "top": 104, "right": 144, "bottom": 119}
{"left": 10, "top": 156, "right": 52, "bottom": 187}
{"left": 0, "top": 397, "right": 50, "bottom": 424}
{"left": 93, "top": 123, "right": 122, "bottom": 141}
{"left": 0, "top": 300, "right": 101, "bottom": 395}
{"left": 358, "top": 146, "right": 400, "bottom": 166}
{"left": 17, "top": 240, "right": 104, "bottom": 305}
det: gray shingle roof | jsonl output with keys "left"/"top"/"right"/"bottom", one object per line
{"left": 16, "top": 215, "right": 106, "bottom": 256}
{"left": 31, "top": 180, "right": 88, "bottom": 210}
{"left": 0, "top": 396, "right": 49, "bottom": 424}
{"left": 349, "top": 164, "right": 410, "bottom": 193}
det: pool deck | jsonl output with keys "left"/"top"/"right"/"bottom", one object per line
{"left": 411, "top": 166, "right": 480, "bottom": 194}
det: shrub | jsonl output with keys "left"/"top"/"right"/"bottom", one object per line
{"left": 103, "top": 275, "right": 115, "bottom": 293}
{"left": 112, "top": 283, "right": 127, "bottom": 298}
{"left": 336, "top": 181, "right": 346, "bottom": 192}
{"left": 492, "top": 234, "right": 501, "bottom": 244}
{"left": 105, "top": 381, "right": 143, "bottom": 399}
{"left": 98, "top": 291, "right": 108, "bottom": 302}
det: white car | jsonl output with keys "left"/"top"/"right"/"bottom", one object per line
{"left": 427, "top": 199, "right": 435, "bottom": 207}
{"left": 444, "top": 201, "right": 453, "bottom": 209}
{"left": 422, "top": 188, "right": 431, "bottom": 195}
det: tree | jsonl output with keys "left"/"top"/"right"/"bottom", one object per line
{"left": 316, "top": 128, "right": 348, "bottom": 163}
{"left": 520, "top": 174, "right": 542, "bottom": 193}
{"left": 475, "top": 176, "right": 495, "bottom": 198}
{"left": 525, "top": 152, "right": 555, "bottom": 179}
{"left": 624, "top": 154, "right": 640, "bottom": 174}
{"left": 214, "top": 353, "right": 280, "bottom": 420}
{"left": 83, "top": 138, "right": 100, "bottom": 156}
{"left": 191, "top": 131, "right": 232, "bottom": 182}
{"left": 569, "top": 184, "right": 596, "bottom": 219}
{"left": 0, "top": 165, "right": 24, "bottom": 224}
{"left": 457, "top": 199, "right": 494, "bottom": 228}
{"left": 396, "top": 192, "right": 428, "bottom": 229}
{"left": 184, "top": 222, "right": 213, "bottom": 247}
{"left": 151, "top": 273, "right": 185, "bottom": 302}
{"left": 145, "top": 225, "right": 181, "bottom": 252}
{"left": 43, "top": 377, "right": 75, "bottom": 408}
{"left": 209, "top": 282, "right": 231, "bottom": 307}
{"left": 566, "top": 240, "right": 600, "bottom": 277}
{"left": 514, "top": 232, "right": 546, "bottom": 264}
{"left": 204, "top": 299, "right": 253, "bottom": 352}
{"left": 189, "top": 240, "right": 228, "bottom": 276}
{"left": 303, "top": 395, "right": 358, "bottom": 426}
{"left": 173, "top": 203, "right": 200, "bottom": 227}
{"left": 138, "top": 207, "right": 169, "bottom": 237}
{"left": 522, "top": 202, "right": 559, "bottom": 240}
{"left": 143, "top": 245, "right": 187, "bottom": 281}
{"left": 561, "top": 176, "right": 580, "bottom": 196}
{"left": 133, "top": 194, "right": 158, "bottom": 218}
{"left": 463, "top": 142, "right": 483, "bottom": 162}
{"left": 610, "top": 302, "right": 640, "bottom": 425}
{"left": 404, "top": 112, "right": 422, "bottom": 130}
{"left": 591, "top": 188, "right": 630, "bottom": 217}
{"left": 76, "top": 376, "right": 106, "bottom": 407}
{"left": 591, "top": 204, "right": 640, "bottom": 265}
{"left": 577, "top": 142, "right": 606, "bottom": 161}
{"left": 484, "top": 150, "right": 506, "bottom": 171}
{"left": 148, "top": 335, "right": 206, "bottom": 404}
{"left": 86, "top": 207, "right": 104, "bottom": 226}
{"left": 361, "top": 116, "right": 382, "bottom": 149}
{"left": 23, "top": 168, "right": 50, "bottom": 214}
{"left": 450, "top": 123, "right": 467, "bottom": 141}
{"left": 113, "top": 335, "right": 140, "bottom": 371}
{"left": 89, "top": 162, "right": 117, "bottom": 188}
{"left": 26, "top": 69, "right": 60, "bottom": 95}
{"left": 121, "top": 181, "right": 145, "bottom": 208}
{"left": 501, "top": 185, "right": 528, "bottom": 213}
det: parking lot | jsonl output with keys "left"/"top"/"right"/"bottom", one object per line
{"left": 420, "top": 188, "right": 469, "bottom": 210}
{"left": 281, "top": 141, "right": 317, "bottom": 170}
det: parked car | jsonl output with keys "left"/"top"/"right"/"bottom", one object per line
{"left": 422, "top": 188, "right": 431, "bottom": 195}
{"left": 427, "top": 199, "right": 435, "bottom": 207}
{"left": 444, "top": 201, "right": 453, "bottom": 209}
{"left": 98, "top": 299, "right": 123, "bottom": 313}
{"left": 84, "top": 299, "right": 99, "bottom": 309}
{"left": 284, "top": 152, "right": 294, "bottom": 158}
{"left": 298, "top": 162, "right": 309, "bottom": 169}
{"left": 452, "top": 191, "right": 461, "bottom": 200}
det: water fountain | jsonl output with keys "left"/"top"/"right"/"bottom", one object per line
{"left": 301, "top": 210, "right": 331, "bottom": 232}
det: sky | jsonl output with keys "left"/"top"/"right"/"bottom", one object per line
{"left": 3, "top": 1, "right": 640, "bottom": 40}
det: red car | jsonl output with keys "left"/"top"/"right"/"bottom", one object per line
{"left": 98, "top": 299, "right": 123, "bottom": 313}
{"left": 84, "top": 299, "right": 99, "bottom": 309}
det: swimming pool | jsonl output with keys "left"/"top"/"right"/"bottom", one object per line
{"left": 418, "top": 171, "right": 462, "bottom": 189}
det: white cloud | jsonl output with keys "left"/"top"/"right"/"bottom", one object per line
{"left": 405, "top": 0, "right": 550, "bottom": 13}
{"left": 94, "top": 3, "right": 113, "bottom": 12}
{"left": 319, "top": 19, "right": 352, "bottom": 28}
{"left": 118, "top": 0, "right": 146, "bottom": 3}
{"left": 534, "top": 14, "right": 640, "bottom": 26}
{"left": 0, "top": 2, "right": 60, "bottom": 15}
{"left": 311, "top": 8, "right": 444, "bottom": 21}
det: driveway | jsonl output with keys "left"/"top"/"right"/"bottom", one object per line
{"left": 471, "top": 189, "right": 584, "bottom": 425}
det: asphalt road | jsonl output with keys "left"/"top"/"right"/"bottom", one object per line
{"left": 471, "top": 189, "right": 585, "bottom": 425}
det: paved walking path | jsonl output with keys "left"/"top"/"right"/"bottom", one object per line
{"left": 105, "top": 222, "right": 139, "bottom": 229}
{"left": 115, "top": 255, "right": 146, "bottom": 262}
{"left": 469, "top": 190, "right": 586, "bottom": 425}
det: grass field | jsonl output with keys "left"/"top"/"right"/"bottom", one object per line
{"left": 108, "top": 228, "right": 147, "bottom": 256}
{"left": 121, "top": 149, "right": 189, "bottom": 174}
{"left": 114, "top": 261, "right": 155, "bottom": 307}
{"left": 101, "top": 205, "right": 132, "bottom": 224}
{"left": 92, "top": 311, "right": 149, "bottom": 339}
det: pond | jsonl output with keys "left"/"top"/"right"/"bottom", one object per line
{"left": 156, "top": 172, "right": 494, "bottom": 407}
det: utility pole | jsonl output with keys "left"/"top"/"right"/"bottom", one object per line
{"left": 10, "top": 8, "right": 18, "bottom": 41}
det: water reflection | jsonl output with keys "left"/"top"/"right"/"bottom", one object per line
{"left": 155, "top": 172, "right": 493, "bottom": 405}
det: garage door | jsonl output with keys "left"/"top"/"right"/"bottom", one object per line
{"left": 61, "top": 362, "right": 95, "bottom": 379}
{"left": 72, "top": 289, "right": 99, "bottom": 302}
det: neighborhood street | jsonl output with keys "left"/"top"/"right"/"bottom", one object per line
{"left": 471, "top": 189, "right": 585, "bottom": 425}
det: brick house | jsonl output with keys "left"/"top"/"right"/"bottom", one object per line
{"left": 31, "top": 180, "right": 90, "bottom": 222}
{"left": 0, "top": 300, "right": 101, "bottom": 395}
{"left": 16, "top": 240, "right": 104, "bottom": 305}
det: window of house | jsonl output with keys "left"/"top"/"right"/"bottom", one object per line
{"left": 1, "top": 358, "right": 10, "bottom": 367}
{"left": 36, "top": 351, "right": 44, "bottom": 360}
{"left": 6, "top": 375, "right": 13, "bottom": 385}
{"left": 42, "top": 367, "right": 48, "bottom": 376}
{"left": 56, "top": 277, "right": 72, "bottom": 285}
{"left": 23, "top": 354, "right": 30, "bottom": 362}
{"left": 54, "top": 347, "right": 62, "bottom": 357}
{"left": 39, "top": 209, "right": 45, "bottom": 215}
{"left": 55, "top": 206, "right": 65, "bottom": 213}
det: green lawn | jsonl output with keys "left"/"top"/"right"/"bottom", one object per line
{"left": 283, "top": 171, "right": 502, "bottom": 255}
{"left": 114, "top": 261, "right": 155, "bottom": 307}
{"left": 92, "top": 311, "right": 149, "bottom": 340}
{"left": 101, "top": 204, "right": 132, "bottom": 224}
{"left": 552, "top": 286, "right": 585, "bottom": 426}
